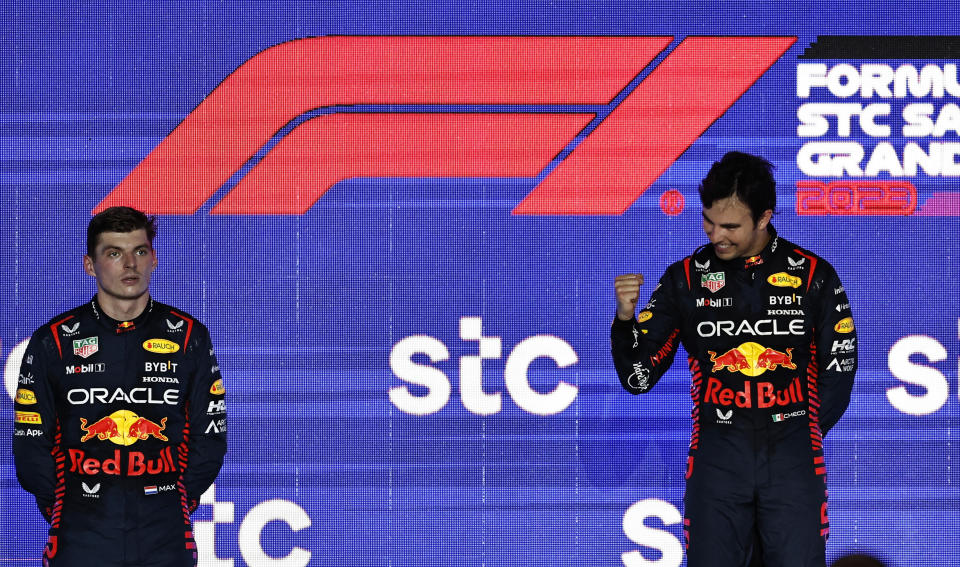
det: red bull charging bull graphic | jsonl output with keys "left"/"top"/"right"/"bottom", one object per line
{"left": 80, "top": 411, "right": 168, "bottom": 444}
{"left": 757, "top": 347, "right": 797, "bottom": 371}
{"left": 708, "top": 342, "right": 797, "bottom": 375}
{"left": 705, "top": 343, "right": 804, "bottom": 409}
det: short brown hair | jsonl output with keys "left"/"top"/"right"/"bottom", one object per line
{"left": 86, "top": 207, "right": 158, "bottom": 257}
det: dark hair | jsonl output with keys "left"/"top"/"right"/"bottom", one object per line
{"left": 698, "top": 151, "right": 776, "bottom": 224}
{"left": 86, "top": 206, "right": 158, "bottom": 257}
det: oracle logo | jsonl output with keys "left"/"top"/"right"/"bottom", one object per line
{"left": 696, "top": 319, "right": 805, "bottom": 337}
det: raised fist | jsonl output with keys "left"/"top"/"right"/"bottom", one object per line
{"left": 614, "top": 273, "right": 644, "bottom": 321}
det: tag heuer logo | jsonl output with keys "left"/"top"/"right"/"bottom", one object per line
{"left": 73, "top": 337, "right": 99, "bottom": 359}
{"left": 701, "top": 272, "right": 726, "bottom": 293}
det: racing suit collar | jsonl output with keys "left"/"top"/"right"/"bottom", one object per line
{"left": 89, "top": 295, "right": 155, "bottom": 333}
{"left": 741, "top": 224, "right": 779, "bottom": 270}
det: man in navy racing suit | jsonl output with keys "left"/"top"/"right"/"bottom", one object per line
{"left": 611, "top": 152, "right": 856, "bottom": 567}
{"left": 13, "top": 207, "right": 227, "bottom": 567}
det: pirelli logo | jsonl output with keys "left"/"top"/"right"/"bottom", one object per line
{"left": 15, "top": 411, "right": 42, "bottom": 425}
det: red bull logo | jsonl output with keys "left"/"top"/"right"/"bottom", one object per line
{"left": 68, "top": 446, "right": 177, "bottom": 476}
{"left": 80, "top": 411, "right": 168, "bottom": 445}
{"left": 708, "top": 348, "right": 750, "bottom": 372}
{"left": 704, "top": 376, "right": 804, "bottom": 409}
{"left": 129, "top": 417, "right": 169, "bottom": 441}
{"left": 757, "top": 347, "right": 796, "bottom": 370}
{"left": 79, "top": 416, "right": 120, "bottom": 442}
{"left": 707, "top": 342, "right": 796, "bottom": 376}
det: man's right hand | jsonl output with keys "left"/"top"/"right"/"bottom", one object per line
{"left": 614, "top": 273, "right": 644, "bottom": 321}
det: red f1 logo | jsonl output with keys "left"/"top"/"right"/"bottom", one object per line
{"left": 96, "top": 36, "right": 795, "bottom": 215}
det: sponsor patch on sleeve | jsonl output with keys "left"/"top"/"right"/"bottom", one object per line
{"left": 15, "top": 411, "right": 42, "bottom": 425}
{"left": 15, "top": 389, "right": 37, "bottom": 405}
{"left": 834, "top": 317, "right": 855, "bottom": 333}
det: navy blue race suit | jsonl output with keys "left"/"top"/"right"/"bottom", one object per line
{"left": 611, "top": 228, "right": 856, "bottom": 567}
{"left": 13, "top": 298, "right": 227, "bottom": 567}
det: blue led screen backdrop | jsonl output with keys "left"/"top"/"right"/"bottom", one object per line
{"left": 1, "top": 3, "right": 958, "bottom": 566}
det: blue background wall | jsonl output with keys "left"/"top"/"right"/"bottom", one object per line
{"left": 2, "top": 2, "right": 958, "bottom": 565}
